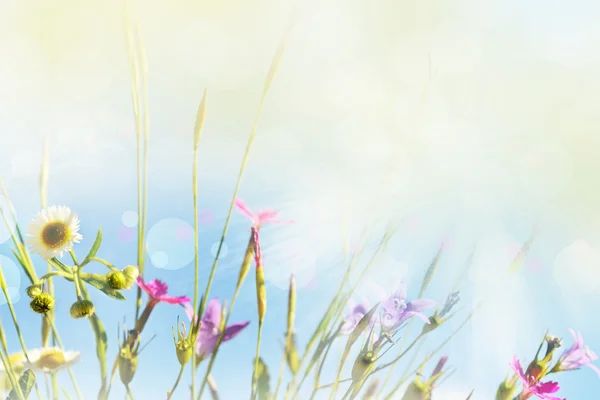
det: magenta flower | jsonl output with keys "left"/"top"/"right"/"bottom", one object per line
{"left": 185, "top": 298, "right": 250, "bottom": 359}
{"left": 380, "top": 282, "right": 436, "bottom": 332}
{"left": 235, "top": 199, "right": 292, "bottom": 267}
{"left": 554, "top": 329, "right": 600, "bottom": 376}
{"left": 510, "top": 356, "right": 565, "bottom": 400}
{"left": 136, "top": 277, "right": 190, "bottom": 305}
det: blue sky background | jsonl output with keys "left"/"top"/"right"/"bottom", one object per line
{"left": 1, "top": 0, "right": 600, "bottom": 399}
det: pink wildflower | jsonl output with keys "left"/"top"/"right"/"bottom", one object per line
{"left": 510, "top": 356, "right": 565, "bottom": 400}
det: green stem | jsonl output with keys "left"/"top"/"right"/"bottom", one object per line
{"left": 45, "top": 316, "right": 84, "bottom": 400}
{"left": 39, "top": 270, "right": 73, "bottom": 281}
{"left": 272, "top": 348, "right": 288, "bottom": 400}
{"left": 0, "top": 321, "right": 24, "bottom": 400}
{"left": 51, "top": 372, "right": 59, "bottom": 400}
{"left": 166, "top": 365, "right": 186, "bottom": 400}
{"left": 125, "top": 384, "right": 135, "bottom": 400}
{"left": 308, "top": 335, "right": 335, "bottom": 400}
{"left": 251, "top": 322, "right": 264, "bottom": 400}
{"left": 0, "top": 269, "right": 42, "bottom": 399}
{"left": 88, "top": 257, "right": 119, "bottom": 271}
{"left": 191, "top": 130, "right": 200, "bottom": 400}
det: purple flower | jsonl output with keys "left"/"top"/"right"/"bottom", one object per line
{"left": 554, "top": 329, "right": 600, "bottom": 376}
{"left": 185, "top": 298, "right": 250, "bottom": 359}
{"left": 341, "top": 298, "right": 373, "bottom": 335}
{"left": 380, "top": 282, "right": 436, "bottom": 332}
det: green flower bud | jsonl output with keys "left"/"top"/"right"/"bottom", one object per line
{"left": 26, "top": 284, "right": 43, "bottom": 299}
{"left": 107, "top": 271, "right": 127, "bottom": 290}
{"left": 421, "top": 314, "right": 442, "bottom": 335}
{"left": 401, "top": 381, "right": 430, "bottom": 400}
{"left": 351, "top": 351, "right": 376, "bottom": 384}
{"left": 173, "top": 320, "right": 192, "bottom": 366}
{"left": 118, "top": 347, "right": 138, "bottom": 385}
{"left": 30, "top": 293, "right": 55, "bottom": 315}
{"left": 122, "top": 266, "right": 139, "bottom": 288}
{"left": 495, "top": 376, "right": 517, "bottom": 400}
{"left": 69, "top": 299, "right": 95, "bottom": 319}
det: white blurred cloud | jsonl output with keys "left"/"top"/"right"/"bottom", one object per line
{"left": 554, "top": 239, "right": 600, "bottom": 296}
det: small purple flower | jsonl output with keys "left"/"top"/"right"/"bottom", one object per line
{"left": 185, "top": 298, "right": 250, "bottom": 359}
{"left": 554, "top": 329, "right": 600, "bottom": 376}
{"left": 341, "top": 298, "right": 375, "bottom": 335}
{"left": 380, "top": 282, "right": 436, "bottom": 332}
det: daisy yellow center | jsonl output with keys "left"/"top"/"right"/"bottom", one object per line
{"left": 36, "top": 350, "right": 66, "bottom": 370}
{"left": 41, "top": 221, "right": 69, "bottom": 249}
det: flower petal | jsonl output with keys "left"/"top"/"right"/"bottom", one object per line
{"left": 407, "top": 299, "right": 437, "bottom": 312}
{"left": 222, "top": 321, "right": 250, "bottom": 342}
{"left": 203, "top": 298, "right": 222, "bottom": 327}
{"left": 136, "top": 277, "right": 153, "bottom": 297}
{"left": 235, "top": 199, "right": 257, "bottom": 223}
{"left": 160, "top": 295, "right": 191, "bottom": 305}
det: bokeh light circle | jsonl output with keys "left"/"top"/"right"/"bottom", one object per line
{"left": 122, "top": 210, "right": 139, "bottom": 228}
{"left": 146, "top": 218, "right": 194, "bottom": 270}
{"left": 118, "top": 226, "right": 135, "bottom": 243}
{"left": 0, "top": 254, "right": 21, "bottom": 306}
{"left": 198, "top": 209, "right": 215, "bottom": 225}
{"left": 0, "top": 195, "right": 16, "bottom": 245}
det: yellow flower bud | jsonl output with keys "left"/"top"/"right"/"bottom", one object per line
{"left": 256, "top": 267, "right": 267, "bottom": 324}
{"left": 69, "top": 299, "right": 95, "bottom": 319}
{"left": 26, "top": 284, "right": 42, "bottom": 298}
{"left": 30, "top": 293, "right": 55, "bottom": 315}
{"left": 122, "top": 266, "right": 139, "bottom": 288}
{"left": 107, "top": 271, "right": 127, "bottom": 290}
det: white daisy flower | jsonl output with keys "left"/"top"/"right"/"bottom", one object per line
{"left": 26, "top": 206, "right": 83, "bottom": 260}
{"left": 23, "top": 348, "right": 80, "bottom": 373}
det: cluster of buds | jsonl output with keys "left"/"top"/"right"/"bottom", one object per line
{"left": 106, "top": 266, "right": 139, "bottom": 290}
{"left": 27, "top": 284, "right": 55, "bottom": 315}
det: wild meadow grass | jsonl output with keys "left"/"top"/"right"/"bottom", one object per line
{"left": 0, "top": 3, "right": 597, "bottom": 400}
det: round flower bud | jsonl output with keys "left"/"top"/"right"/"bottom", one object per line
{"left": 175, "top": 338, "right": 193, "bottom": 366}
{"left": 107, "top": 271, "right": 127, "bottom": 290}
{"left": 26, "top": 284, "right": 43, "bottom": 299}
{"left": 122, "top": 266, "right": 139, "bottom": 288}
{"left": 69, "top": 299, "right": 95, "bottom": 319}
{"left": 30, "top": 293, "right": 55, "bottom": 315}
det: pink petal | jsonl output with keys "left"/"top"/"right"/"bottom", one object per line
{"left": 160, "top": 295, "right": 191, "bottom": 305}
{"left": 136, "top": 277, "right": 152, "bottom": 296}
{"left": 235, "top": 199, "right": 257, "bottom": 223}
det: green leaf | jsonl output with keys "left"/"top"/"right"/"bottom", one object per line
{"left": 48, "top": 258, "right": 71, "bottom": 274}
{"left": 82, "top": 274, "right": 126, "bottom": 300}
{"left": 7, "top": 369, "right": 36, "bottom": 399}
{"left": 80, "top": 229, "right": 103, "bottom": 267}
{"left": 255, "top": 358, "right": 271, "bottom": 400}
{"left": 80, "top": 284, "right": 108, "bottom": 392}
{"left": 465, "top": 390, "right": 474, "bottom": 400}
